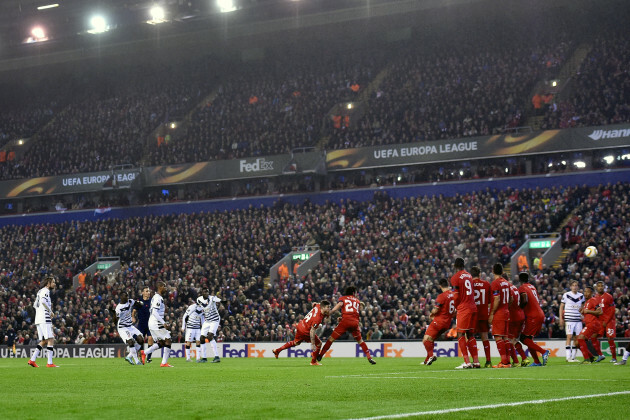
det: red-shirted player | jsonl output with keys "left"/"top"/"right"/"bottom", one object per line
{"left": 517, "top": 272, "right": 550, "bottom": 366}
{"left": 507, "top": 280, "right": 526, "bottom": 366}
{"left": 423, "top": 278, "right": 455, "bottom": 366}
{"left": 450, "top": 258, "right": 479, "bottom": 369}
{"left": 317, "top": 286, "right": 376, "bottom": 365}
{"left": 273, "top": 300, "right": 331, "bottom": 365}
{"left": 577, "top": 287, "right": 604, "bottom": 364}
{"left": 471, "top": 266, "right": 492, "bottom": 368}
{"left": 488, "top": 263, "right": 511, "bottom": 368}
{"left": 596, "top": 281, "right": 617, "bottom": 363}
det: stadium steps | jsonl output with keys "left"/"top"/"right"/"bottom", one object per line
{"left": 555, "top": 42, "right": 592, "bottom": 102}
{"left": 552, "top": 248, "right": 571, "bottom": 270}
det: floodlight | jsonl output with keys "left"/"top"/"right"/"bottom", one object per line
{"left": 347, "top": 103, "right": 353, "bottom": 110}
{"left": 31, "top": 27, "right": 46, "bottom": 39}
{"left": 88, "top": 15, "right": 109, "bottom": 34}
{"left": 573, "top": 161, "right": 586, "bottom": 169}
{"left": 37, "top": 4, "right": 59, "bottom": 10}
{"left": 217, "top": 0, "right": 237, "bottom": 13}
{"left": 148, "top": 6, "right": 167, "bottom": 24}
{"left": 603, "top": 155, "right": 614, "bottom": 164}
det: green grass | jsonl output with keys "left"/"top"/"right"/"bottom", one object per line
{"left": 2, "top": 357, "right": 629, "bottom": 419}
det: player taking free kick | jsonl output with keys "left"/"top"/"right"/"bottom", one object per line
{"left": 317, "top": 286, "right": 376, "bottom": 365}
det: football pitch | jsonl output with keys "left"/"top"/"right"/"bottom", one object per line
{"left": 2, "top": 357, "right": 629, "bottom": 419}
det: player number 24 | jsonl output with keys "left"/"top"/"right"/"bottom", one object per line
{"left": 345, "top": 300, "right": 360, "bottom": 313}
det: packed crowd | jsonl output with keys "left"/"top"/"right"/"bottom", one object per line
{"left": 541, "top": 31, "right": 630, "bottom": 130}
{"left": 1, "top": 23, "right": 628, "bottom": 180}
{"left": 5, "top": 181, "right": 626, "bottom": 349}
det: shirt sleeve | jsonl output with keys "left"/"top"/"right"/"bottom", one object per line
{"left": 211, "top": 296, "right": 221, "bottom": 303}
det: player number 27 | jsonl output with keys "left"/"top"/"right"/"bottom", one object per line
{"left": 345, "top": 300, "right": 360, "bottom": 313}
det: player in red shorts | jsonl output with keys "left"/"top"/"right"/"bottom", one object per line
{"left": 471, "top": 266, "right": 492, "bottom": 368}
{"left": 422, "top": 278, "right": 455, "bottom": 366}
{"left": 576, "top": 286, "right": 604, "bottom": 364}
{"left": 488, "top": 263, "right": 511, "bottom": 368}
{"left": 507, "top": 279, "right": 527, "bottom": 366}
{"left": 273, "top": 300, "right": 331, "bottom": 365}
{"left": 517, "top": 272, "right": 549, "bottom": 366}
{"left": 450, "top": 258, "right": 479, "bottom": 369}
{"left": 595, "top": 281, "right": 617, "bottom": 363}
{"left": 318, "top": 286, "right": 376, "bottom": 365}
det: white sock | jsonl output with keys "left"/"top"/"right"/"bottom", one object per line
{"left": 623, "top": 350, "right": 630, "bottom": 362}
{"left": 134, "top": 343, "right": 141, "bottom": 352}
{"left": 47, "top": 347, "right": 54, "bottom": 365}
{"left": 201, "top": 343, "right": 207, "bottom": 358}
{"left": 162, "top": 347, "right": 171, "bottom": 365}
{"left": 31, "top": 346, "right": 41, "bottom": 362}
{"left": 145, "top": 343, "right": 159, "bottom": 355}
{"left": 571, "top": 347, "right": 578, "bottom": 360}
{"left": 210, "top": 340, "right": 218, "bottom": 358}
{"left": 195, "top": 344, "right": 200, "bottom": 360}
{"left": 566, "top": 346, "right": 571, "bottom": 361}
{"left": 185, "top": 347, "right": 190, "bottom": 359}
{"left": 129, "top": 347, "right": 138, "bottom": 363}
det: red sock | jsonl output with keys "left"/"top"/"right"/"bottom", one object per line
{"left": 609, "top": 339, "right": 617, "bottom": 359}
{"left": 495, "top": 339, "right": 506, "bottom": 364}
{"left": 515, "top": 342, "right": 527, "bottom": 359}
{"left": 483, "top": 340, "right": 491, "bottom": 362}
{"left": 424, "top": 340, "right": 434, "bottom": 358}
{"left": 359, "top": 341, "right": 371, "bottom": 359}
{"left": 578, "top": 338, "right": 591, "bottom": 359}
{"left": 467, "top": 338, "right": 479, "bottom": 364}
{"left": 591, "top": 338, "right": 602, "bottom": 356}
{"left": 508, "top": 342, "right": 519, "bottom": 364}
{"left": 522, "top": 337, "right": 546, "bottom": 354}
{"left": 530, "top": 350, "right": 540, "bottom": 364}
{"left": 320, "top": 340, "right": 333, "bottom": 357}
{"left": 278, "top": 340, "right": 297, "bottom": 352}
{"left": 458, "top": 336, "right": 470, "bottom": 364}
{"left": 311, "top": 349, "right": 319, "bottom": 363}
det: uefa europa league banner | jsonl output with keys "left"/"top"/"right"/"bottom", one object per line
{"left": 326, "top": 123, "right": 630, "bottom": 170}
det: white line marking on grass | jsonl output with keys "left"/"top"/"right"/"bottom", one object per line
{"left": 339, "top": 376, "right": 624, "bottom": 382}
{"left": 345, "top": 391, "right": 630, "bottom": 420}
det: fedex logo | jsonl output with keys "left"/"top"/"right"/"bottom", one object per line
{"left": 287, "top": 348, "right": 333, "bottom": 358}
{"left": 356, "top": 343, "right": 404, "bottom": 358}
{"left": 222, "top": 344, "right": 266, "bottom": 358}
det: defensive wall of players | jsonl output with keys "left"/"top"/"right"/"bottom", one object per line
{"left": 1, "top": 340, "right": 622, "bottom": 359}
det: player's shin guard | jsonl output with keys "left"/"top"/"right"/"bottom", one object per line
{"left": 31, "top": 345, "right": 42, "bottom": 362}
{"left": 185, "top": 344, "right": 191, "bottom": 359}
{"left": 201, "top": 343, "right": 207, "bottom": 359}
{"left": 278, "top": 340, "right": 298, "bottom": 352}
{"left": 566, "top": 346, "right": 572, "bottom": 361}
{"left": 458, "top": 336, "right": 470, "bottom": 364}
{"left": 609, "top": 340, "right": 617, "bottom": 359}
{"left": 47, "top": 346, "right": 54, "bottom": 365}
{"left": 359, "top": 342, "right": 371, "bottom": 359}
{"left": 210, "top": 339, "right": 218, "bottom": 358}
{"left": 591, "top": 338, "right": 603, "bottom": 356}
{"left": 467, "top": 338, "right": 479, "bottom": 364}
{"left": 162, "top": 345, "right": 171, "bottom": 365}
{"left": 423, "top": 340, "right": 434, "bottom": 358}
{"left": 578, "top": 339, "right": 591, "bottom": 359}
{"left": 145, "top": 343, "right": 160, "bottom": 355}
{"left": 482, "top": 340, "right": 491, "bottom": 362}
{"left": 497, "top": 339, "right": 509, "bottom": 365}
{"left": 522, "top": 337, "right": 546, "bottom": 354}
{"left": 515, "top": 342, "right": 527, "bottom": 359}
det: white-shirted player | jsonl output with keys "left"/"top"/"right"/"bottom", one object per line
{"left": 115, "top": 291, "right": 145, "bottom": 365}
{"left": 559, "top": 280, "right": 585, "bottom": 362}
{"left": 141, "top": 281, "right": 174, "bottom": 367}
{"left": 197, "top": 287, "right": 223, "bottom": 363}
{"left": 181, "top": 301, "right": 204, "bottom": 362}
{"left": 28, "top": 276, "right": 58, "bottom": 368}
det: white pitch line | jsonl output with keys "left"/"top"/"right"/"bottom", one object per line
{"left": 345, "top": 391, "right": 630, "bottom": 420}
{"left": 340, "top": 376, "right": 624, "bottom": 382}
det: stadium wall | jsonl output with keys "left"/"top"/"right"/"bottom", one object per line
{"left": 0, "top": 168, "right": 628, "bottom": 228}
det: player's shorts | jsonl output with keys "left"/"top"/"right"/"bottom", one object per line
{"left": 331, "top": 318, "right": 361, "bottom": 340}
{"left": 491, "top": 317, "right": 509, "bottom": 337}
{"left": 580, "top": 321, "right": 602, "bottom": 338}
{"left": 508, "top": 320, "right": 525, "bottom": 339}
{"left": 117, "top": 326, "right": 142, "bottom": 342}
{"left": 456, "top": 309, "right": 477, "bottom": 331}
{"left": 201, "top": 321, "right": 220, "bottom": 337}
{"left": 475, "top": 319, "right": 490, "bottom": 334}
{"left": 36, "top": 323, "right": 54, "bottom": 341}
{"left": 185, "top": 328, "right": 201, "bottom": 342}
{"left": 600, "top": 322, "right": 616, "bottom": 338}
{"left": 425, "top": 320, "right": 450, "bottom": 339}
{"left": 522, "top": 316, "right": 544, "bottom": 337}
{"left": 564, "top": 321, "right": 582, "bottom": 336}
{"left": 148, "top": 319, "right": 171, "bottom": 341}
